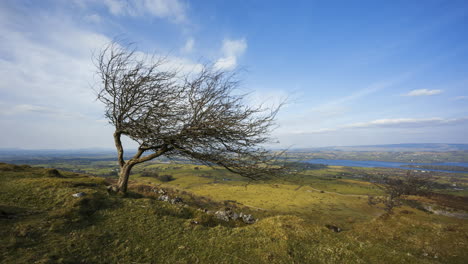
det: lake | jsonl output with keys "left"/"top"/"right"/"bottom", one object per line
{"left": 305, "top": 159, "right": 468, "bottom": 173}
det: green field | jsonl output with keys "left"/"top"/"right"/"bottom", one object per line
{"left": 1, "top": 161, "right": 467, "bottom": 263}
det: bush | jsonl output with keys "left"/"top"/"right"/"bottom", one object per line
{"left": 158, "top": 174, "right": 174, "bottom": 182}
{"left": 45, "top": 168, "right": 62, "bottom": 177}
{"left": 141, "top": 170, "right": 159, "bottom": 178}
{"left": 368, "top": 171, "right": 435, "bottom": 214}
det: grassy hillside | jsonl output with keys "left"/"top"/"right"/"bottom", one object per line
{"left": 1, "top": 162, "right": 467, "bottom": 263}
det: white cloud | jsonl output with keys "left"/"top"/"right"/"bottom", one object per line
{"left": 0, "top": 103, "right": 86, "bottom": 119}
{"left": 181, "top": 37, "right": 194, "bottom": 53}
{"left": 303, "top": 117, "right": 468, "bottom": 134}
{"left": 0, "top": 4, "right": 201, "bottom": 148}
{"left": 221, "top": 38, "right": 247, "bottom": 57}
{"left": 453, "top": 96, "right": 468, "bottom": 100}
{"left": 141, "top": 0, "right": 187, "bottom": 23}
{"left": 98, "top": 0, "right": 187, "bottom": 23}
{"left": 215, "top": 38, "right": 247, "bottom": 70}
{"left": 403, "top": 89, "right": 442, "bottom": 96}
{"left": 102, "top": 0, "right": 125, "bottom": 15}
{"left": 214, "top": 56, "right": 237, "bottom": 71}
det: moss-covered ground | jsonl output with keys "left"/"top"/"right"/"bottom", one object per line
{"left": 1, "top": 162, "right": 467, "bottom": 263}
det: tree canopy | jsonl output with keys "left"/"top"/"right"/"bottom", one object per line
{"left": 94, "top": 41, "right": 285, "bottom": 193}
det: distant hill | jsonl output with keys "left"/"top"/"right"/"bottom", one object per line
{"left": 0, "top": 148, "right": 118, "bottom": 161}
{"left": 291, "top": 143, "right": 468, "bottom": 152}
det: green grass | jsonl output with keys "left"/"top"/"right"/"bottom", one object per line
{"left": 1, "top": 162, "right": 467, "bottom": 263}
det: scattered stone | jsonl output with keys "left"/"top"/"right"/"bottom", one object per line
{"left": 190, "top": 220, "right": 199, "bottom": 225}
{"left": 72, "top": 192, "right": 86, "bottom": 198}
{"left": 212, "top": 209, "right": 257, "bottom": 224}
{"left": 215, "top": 210, "right": 230, "bottom": 221}
{"left": 158, "top": 189, "right": 167, "bottom": 195}
{"left": 170, "top": 197, "right": 184, "bottom": 204}
{"left": 240, "top": 213, "right": 256, "bottom": 224}
{"left": 158, "top": 195, "right": 170, "bottom": 202}
{"left": 325, "top": 224, "right": 341, "bottom": 233}
{"left": 231, "top": 212, "right": 239, "bottom": 221}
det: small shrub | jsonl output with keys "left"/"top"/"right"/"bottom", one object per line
{"left": 45, "top": 168, "right": 62, "bottom": 177}
{"left": 368, "top": 171, "right": 435, "bottom": 214}
{"left": 141, "top": 170, "right": 159, "bottom": 178}
{"left": 158, "top": 174, "right": 174, "bottom": 182}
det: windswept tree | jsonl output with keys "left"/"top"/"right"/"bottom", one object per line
{"left": 94, "top": 41, "right": 285, "bottom": 193}
{"left": 368, "top": 171, "right": 434, "bottom": 214}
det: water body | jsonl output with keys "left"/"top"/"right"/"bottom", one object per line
{"left": 305, "top": 159, "right": 468, "bottom": 173}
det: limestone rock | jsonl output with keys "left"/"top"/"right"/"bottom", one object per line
{"left": 72, "top": 192, "right": 86, "bottom": 198}
{"left": 325, "top": 224, "right": 341, "bottom": 232}
{"left": 240, "top": 213, "right": 256, "bottom": 224}
{"left": 158, "top": 195, "right": 170, "bottom": 202}
{"left": 170, "top": 197, "right": 183, "bottom": 204}
{"left": 215, "top": 210, "right": 230, "bottom": 221}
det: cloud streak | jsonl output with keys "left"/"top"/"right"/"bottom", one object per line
{"left": 98, "top": 0, "right": 188, "bottom": 23}
{"left": 181, "top": 37, "right": 194, "bottom": 53}
{"left": 0, "top": 103, "right": 86, "bottom": 120}
{"left": 215, "top": 38, "right": 247, "bottom": 70}
{"left": 302, "top": 117, "right": 468, "bottom": 134}
{"left": 403, "top": 89, "right": 442, "bottom": 96}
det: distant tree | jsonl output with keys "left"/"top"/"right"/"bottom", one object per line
{"left": 368, "top": 171, "right": 434, "bottom": 214}
{"left": 158, "top": 174, "right": 175, "bottom": 182}
{"left": 94, "top": 41, "right": 285, "bottom": 194}
{"left": 140, "top": 170, "right": 159, "bottom": 178}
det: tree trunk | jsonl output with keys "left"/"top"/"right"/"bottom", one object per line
{"left": 116, "top": 163, "right": 134, "bottom": 193}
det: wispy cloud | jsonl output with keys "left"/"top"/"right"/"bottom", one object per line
{"left": 307, "top": 70, "right": 415, "bottom": 117}
{"left": 302, "top": 117, "right": 468, "bottom": 134}
{"left": 0, "top": 103, "right": 86, "bottom": 119}
{"left": 453, "top": 95, "right": 468, "bottom": 100}
{"left": 80, "top": 0, "right": 188, "bottom": 23}
{"left": 181, "top": 37, "right": 194, "bottom": 53}
{"left": 403, "top": 89, "right": 442, "bottom": 96}
{"left": 215, "top": 38, "right": 247, "bottom": 70}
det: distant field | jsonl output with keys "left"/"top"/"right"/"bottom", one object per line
{"left": 285, "top": 150, "right": 468, "bottom": 163}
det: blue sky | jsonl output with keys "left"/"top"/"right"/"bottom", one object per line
{"left": 0, "top": 0, "right": 467, "bottom": 149}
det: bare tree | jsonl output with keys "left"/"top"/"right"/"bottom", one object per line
{"left": 368, "top": 171, "right": 434, "bottom": 214}
{"left": 94, "top": 41, "right": 285, "bottom": 193}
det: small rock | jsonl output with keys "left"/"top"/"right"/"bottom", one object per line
{"left": 215, "top": 210, "right": 230, "bottom": 222}
{"left": 325, "top": 224, "right": 341, "bottom": 233}
{"left": 158, "top": 195, "right": 170, "bottom": 202}
{"left": 241, "top": 213, "right": 256, "bottom": 224}
{"left": 170, "top": 197, "right": 184, "bottom": 204}
{"left": 72, "top": 192, "right": 86, "bottom": 198}
{"left": 231, "top": 212, "right": 239, "bottom": 221}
